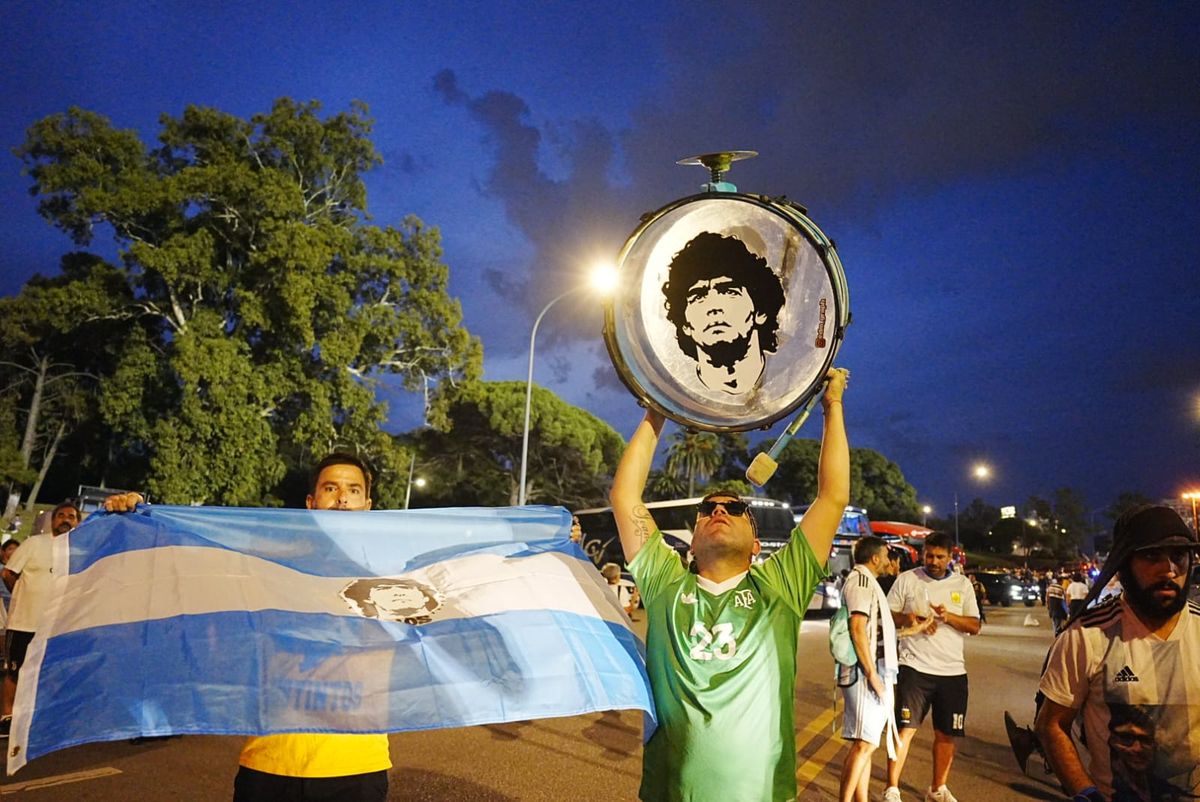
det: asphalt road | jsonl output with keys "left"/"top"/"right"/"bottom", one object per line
{"left": 1, "top": 606, "right": 1065, "bottom": 801}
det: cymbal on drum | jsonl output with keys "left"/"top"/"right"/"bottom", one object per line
{"left": 676, "top": 150, "right": 758, "bottom": 184}
{"left": 675, "top": 150, "right": 759, "bottom": 170}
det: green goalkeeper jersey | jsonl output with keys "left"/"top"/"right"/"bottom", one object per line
{"left": 629, "top": 528, "right": 824, "bottom": 802}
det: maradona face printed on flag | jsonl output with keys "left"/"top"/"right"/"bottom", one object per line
{"left": 340, "top": 578, "right": 444, "bottom": 625}
{"left": 7, "top": 504, "right": 655, "bottom": 773}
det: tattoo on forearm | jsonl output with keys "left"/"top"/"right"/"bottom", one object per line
{"left": 633, "top": 505, "right": 652, "bottom": 545}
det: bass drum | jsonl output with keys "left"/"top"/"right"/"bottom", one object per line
{"left": 604, "top": 192, "right": 849, "bottom": 432}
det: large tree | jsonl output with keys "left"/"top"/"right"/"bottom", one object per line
{"left": 17, "top": 100, "right": 480, "bottom": 506}
{"left": 409, "top": 381, "right": 623, "bottom": 508}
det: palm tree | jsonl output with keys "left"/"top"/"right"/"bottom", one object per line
{"left": 665, "top": 431, "right": 723, "bottom": 497}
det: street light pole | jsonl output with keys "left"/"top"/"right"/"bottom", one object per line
{"left": 1184, "top": 491, "right": 1200, "bottom": 534}
{"left": 955, "top": 463, "right": 991, "bottom": 548}
{"left": 953, "top": 492, "right": 959, "bottom": 546}
{"left": 404, "top": 453, "right": 417, "bottom": 510}
{"left": 518, "top": 286, "right": 585, "bottom": 506}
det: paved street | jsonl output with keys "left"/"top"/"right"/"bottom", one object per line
{"left": 1, "top": 606, "right": 1064, "bottom": 800}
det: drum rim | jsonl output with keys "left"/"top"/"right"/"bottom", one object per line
{"left": 603, "top": 192, "right": 851, "bottom": 433}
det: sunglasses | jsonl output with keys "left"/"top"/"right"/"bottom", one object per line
{"left": 698, "top": 499, "right": 749, "bottom": 518}
{"left": 1133, "top": 546, "right": 1196, "bottom": 566}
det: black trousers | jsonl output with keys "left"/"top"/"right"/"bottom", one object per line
{"left": 233, "top": 767, "right": 388, "bottom": 802}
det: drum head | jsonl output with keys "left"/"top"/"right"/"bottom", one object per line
{"left": 604, "top": 193, "right": 849, "bottom": 432}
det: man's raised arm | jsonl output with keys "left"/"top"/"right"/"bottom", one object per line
{"left": 797, "top": 369, "right": 850, "bottom": 561}
{"left": 609, "top": 409, "right": 666, "bottom": 564}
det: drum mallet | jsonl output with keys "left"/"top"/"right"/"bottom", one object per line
{"left": 745, "top": 386, "right": 826, "bottom": 487}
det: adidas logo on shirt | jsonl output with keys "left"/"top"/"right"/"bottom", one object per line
{"left": 1113, "top": 665, "right": 1139, "bottom": 683}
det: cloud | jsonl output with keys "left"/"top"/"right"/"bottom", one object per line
{"left": 433, "top": 69, "right": 634, "bottom": 367}
{"left": 620, "top": 3, "right": 1199, "bottom": 216}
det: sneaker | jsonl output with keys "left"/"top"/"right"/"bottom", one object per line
{"left": 882, "top": 787, "right": 903, "bottom": 802}
{"left": 925, "top": 786, "right": 958, "bottom": 802}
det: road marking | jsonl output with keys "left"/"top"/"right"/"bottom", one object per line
{"left": 0, "top": 766, "right": 122, "bottom": 792}
{"left": 796, "top": 730, "right": 845, "bottom": 789}
{"left": 794, "top": 706, "right": 837, "bottom": 752}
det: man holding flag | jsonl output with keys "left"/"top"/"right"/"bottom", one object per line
{"left": 610, "top": 368, "right": 850, "bottom": 802}
{"left": 107, "top": 453, "right": 392, "bottom": 802}
{"left": 13, "top": 449, "right": 651, "bottom": 779}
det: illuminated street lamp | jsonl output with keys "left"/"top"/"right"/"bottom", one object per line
{"left": 518, "top": 265, "right": 617, "bottom": 506}
{"left": 955, "top": 462, "right": 992, "bottom": 546}
{"left": 404, "top": 457, "right": 427, "bottom": 510}
{"left": 922, "top": 505, "right": 932, "bottom": 527}
{"left": 1183, "top": 490, "right": 1200, "bottom": 534}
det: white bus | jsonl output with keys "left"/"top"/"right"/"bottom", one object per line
{"left": 574, "top": 497, "right": 860, "bottom": 615}
{"left": 574, "top": 496, "right": 799, "bottom": 572}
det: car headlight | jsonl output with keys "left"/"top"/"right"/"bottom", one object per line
{"left": 1009, "top": 586, "right": 1022, "bottom": 596}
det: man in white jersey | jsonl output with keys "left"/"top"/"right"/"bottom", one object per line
{"left": 884, "top": 533, "right": 980, "bottom": 802}
{"left": 1, "top": 499, "right": 80, "bottom": 738}
{"left": 1036, "top": 505, "right": 1200, "bottom": 802}
{"left": 838, "top": 535, "right": 934, "bottom": 802}
{"left": 610, "top": 368, "right": 849, "bottom": 802}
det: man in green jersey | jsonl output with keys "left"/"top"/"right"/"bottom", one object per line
{"left": 610, "top": 368, "right": 850, "bottom": 802}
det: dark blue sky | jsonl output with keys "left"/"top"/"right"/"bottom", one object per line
{"left": 2, "top": 2, "right": 1197, "bottom": 517}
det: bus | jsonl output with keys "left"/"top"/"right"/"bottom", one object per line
{"left": 574, "top": 496, "right": 798, "bottom": 571}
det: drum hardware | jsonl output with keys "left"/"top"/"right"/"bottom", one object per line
{"left": 603, "top": 150, "right": 850, "bottom": 440}
{"left": 745, "top": 381, "right": 827, "bottom": 487}
{"left": 676, "top": 150, "right": 758, "bottom": 193}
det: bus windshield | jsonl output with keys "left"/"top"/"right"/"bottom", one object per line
{"left": 574, "top": 496, "right": 796, "bottom": 570}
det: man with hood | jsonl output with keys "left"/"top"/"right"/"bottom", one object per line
{"left": 1036, "top": 505, "right": 1200, "bottom": 801}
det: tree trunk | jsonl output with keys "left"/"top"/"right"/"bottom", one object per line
{"left": 19, "top": 355, "right": 48, "bottom": 467}
{"left": 24, "top": 420, "right": 65, "bottom": 516}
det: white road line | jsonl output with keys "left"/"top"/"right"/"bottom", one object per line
{"left": 0, "top": 766, "right": 122, "bottom": 792}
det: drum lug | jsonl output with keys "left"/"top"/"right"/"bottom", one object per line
{"left": 770, "top": 194, "right": 808, "bottom": 215}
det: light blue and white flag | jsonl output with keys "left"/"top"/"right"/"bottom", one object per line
{"left": 8, "top": 505, "right": 653, "bottom": 772}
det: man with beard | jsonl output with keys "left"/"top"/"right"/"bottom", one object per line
{"left": 0, "top": 499, "right": 81, "bottom": 738}
{"left": 1036, "top": 505, "right": 1200, "bottom": 801}
{"left": 661, "top": 231, "right": 786, "bottom": 396}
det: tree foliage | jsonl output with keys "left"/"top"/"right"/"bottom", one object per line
{"left": 0, "top": 256, "right": 130, "bottom": 510}
{"left": 16, "top": 100, "right": 481, "bottom": 505}
{"left": 1105, "top": 491, "right": 1155, "bottom": 524}
{"left": 762, "top": 437, "right": 918, "bottom": 519}
{"left": 409, "top": 382, "right": 623, "bottom": 508}
{"left": 665, "top": 430, "right": 723, "bottom": 497}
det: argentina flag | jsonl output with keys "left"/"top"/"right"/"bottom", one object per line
{"left": 8, "top": 505, "right": 654, "bottom": 773}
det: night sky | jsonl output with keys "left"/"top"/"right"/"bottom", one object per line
{"left": 2, "top": 2, "right": 1197, "bottom": 518}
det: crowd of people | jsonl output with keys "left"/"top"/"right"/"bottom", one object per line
{"left": 0, "top": 364, "right": 1196, "bottom": 802}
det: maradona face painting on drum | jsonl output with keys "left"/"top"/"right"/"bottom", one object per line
{"left": 661, "top": 232, "right": 786, "bottom": 395}
{"left": 605, "top": 189, "right": 849, "bottom": 432}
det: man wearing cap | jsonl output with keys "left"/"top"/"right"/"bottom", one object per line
{"left": 1036, "top": 505, "right": 1200, "bottom": 801}
{"left": 609, "top": 368, "right": 849, "bottom": 801}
